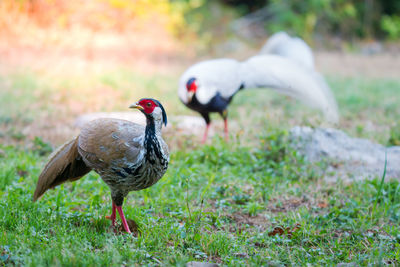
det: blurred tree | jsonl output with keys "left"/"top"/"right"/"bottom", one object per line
{"left": 381, "top": 15, "right": 400, "bottom": 40}
{"left": 236, "top": 0, "right": 400, "bottom": 41}
{"left": 381, "top": 0, "right": 400, "bottom": 15}
{"left": 221, "top": 0, "right": 267, "bottom": 13}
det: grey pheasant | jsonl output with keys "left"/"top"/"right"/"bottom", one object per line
{"left": 33, "top": 98, "right": 169, "bottom": 233}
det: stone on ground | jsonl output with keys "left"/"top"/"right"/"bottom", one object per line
{"left": 289, "top": 126, "right": 400, "bottom": 181}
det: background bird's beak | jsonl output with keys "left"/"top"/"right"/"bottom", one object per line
{"left": 129, "top": 103, "right": 144, "bottom": 110}
{"left": 187, "top": 91, "right": 195, "bottom": 102}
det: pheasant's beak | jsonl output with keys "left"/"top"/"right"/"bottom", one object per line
{"left": 187, "top": 91, "right": 195, "bottom": 102}
{"left": 129, "top": 103, "right": 144, "bottom": 110}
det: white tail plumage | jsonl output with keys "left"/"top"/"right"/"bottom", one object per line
{"left": 259, "top": 31, "right": 315, "bottom": 70}
{"left": 240, "top": 55, "right": 338, "bottom": 123}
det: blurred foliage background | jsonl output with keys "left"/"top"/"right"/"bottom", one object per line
{"left": 1, "top": 0, "right": 399, "bottom": 52}
{"left": 222, "top": 0, "right": 400, "bottom": 40}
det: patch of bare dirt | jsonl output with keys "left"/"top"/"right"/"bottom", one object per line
{"left": 267, "top": 196, "right": 310, "bottom": 213}
{"left": 223, "top": 212, "right": 270, "bottom": 233}
{"left": 116, "top": 219, "right": 141, "bottom": 236}
{"left": 315, "top": 51, "right": 400, "bottom": 78}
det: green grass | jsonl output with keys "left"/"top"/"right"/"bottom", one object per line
{"left": 1, "top": 68, "right": 400, "bottom": 265}
{"left": 1, "top": 132, "right": 399, "bottom": 266}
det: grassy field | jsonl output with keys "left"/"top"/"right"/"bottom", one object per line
{"left": 1, "top": 64, "right": 400, "bottom": 266}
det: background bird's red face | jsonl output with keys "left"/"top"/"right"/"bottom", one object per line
{"left": 186, "top": 78, "right": 197, "bottom": 93}
{"left": 138, "top": 99, "right": 157, "bottom": 114}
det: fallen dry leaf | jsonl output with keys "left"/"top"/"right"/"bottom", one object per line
{"left": 268, "top": 223, "right": 301, "bottom": 238}
{"left": 268, "top": 226, "right": 285, "bottom": 236}
{"left": 317, "top": 201, "right": 328, "bottom": 208}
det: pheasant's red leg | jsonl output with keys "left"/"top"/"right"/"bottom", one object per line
{"left": 201, "top": 124, "right": 210, "bottom": 144}
{"left": 105, "top": 202, "right": 117, "bottom": 227}
{"left": 111, "top": 202, "right": 116, "bottom": 226}
{"left": 224, "top": 119, "right": 229, "bottom": 141}
{"left": 116, "top": 206, "right": 132, "bottom": 233}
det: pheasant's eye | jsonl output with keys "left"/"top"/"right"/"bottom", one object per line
{"left": 146, "top": 102, "right": 152, "bottom": 107}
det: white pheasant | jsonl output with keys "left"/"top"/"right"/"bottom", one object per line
{"left": 178, "top": 32, "right": 338, "bottom": 143}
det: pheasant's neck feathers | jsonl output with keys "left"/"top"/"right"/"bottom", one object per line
{"left": 153, "top": 99, "right": 167, "bottom": 127}
{"left": 144, "top": 117, "right": 167, "bottom": 165}
{"left": 145, "top": 117, "right": 156, "bottom": 139}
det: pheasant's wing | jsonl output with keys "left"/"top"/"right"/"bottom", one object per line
{"left": 78, "top": 118, "right": 145, "bottom": 170}
{"left": 178, "top": 58, "right": 243, "bottom": 105}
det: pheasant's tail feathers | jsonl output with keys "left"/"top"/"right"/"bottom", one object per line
{"left": 241, "top": 55, "right": 339, "bottom": 124}
{"left": 311, "top": 72, "right": 339, "bottom": 124}
{"left": 260, "top": 31, "right": 315, "bottom": 70}
{"left": 33, "top": 137, "right": 91, "bottom": 201}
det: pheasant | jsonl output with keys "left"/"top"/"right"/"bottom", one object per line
{"left": 33, "top": 98, "right": 169, "bottom": 233}
{"left": 178, "top": 50, "right": 338, "bottom": 143}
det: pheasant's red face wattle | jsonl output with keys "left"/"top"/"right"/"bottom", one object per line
{"left": 138, "top": 99, "right": 157, "bottom": 114}
{"left": 186, "top": 78, "right": 197, "bottom": 93}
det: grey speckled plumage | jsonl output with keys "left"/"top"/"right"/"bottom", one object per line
{"left": 33, "top": 98, "right": 169, "bottom": 233}
{"left": 78, "top": 117, "right": 169, "bottom": 205}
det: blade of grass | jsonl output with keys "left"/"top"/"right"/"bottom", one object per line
{"left": 373, "top": 150, "right": 387, "bottom": 213}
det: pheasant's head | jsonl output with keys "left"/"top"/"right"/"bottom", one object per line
{"left": 130, "top": 98, "right": 167, "bottom": 127}
{"left": 186, "top": 77, "right": 198, "bottom": 102}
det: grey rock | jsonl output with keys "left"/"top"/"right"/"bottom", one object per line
{"left": 336, "top": 263, "right": 357, "bottom": 267}
{"left": 361, "top": 41, "right": 383, "bottom": 55}
{"left": 187, "top": 262, "right": 219, "bottom": 267}
{"left": 289, "top": 126, "right": 400, "bottom": 181}
{"left": 172, "top": 115, "right": 205, "bottom": 133}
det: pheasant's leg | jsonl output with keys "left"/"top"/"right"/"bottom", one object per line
{"left": 200, "top": 112, "right": 211, "bottom": 144}
{"left": 220, "top": 110, "right": 229, "bottom": 141}
{"left": 116, "top": 206, "right": 132, "bottom": 233}
{"left": 223, "top": 118, "right": 229, "bottom": 141}
{"left": 105, "top": 202, "right": 117, "bottom": 227}
{"left": 202, "top": 124, "right": 210, "bottom": 144}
